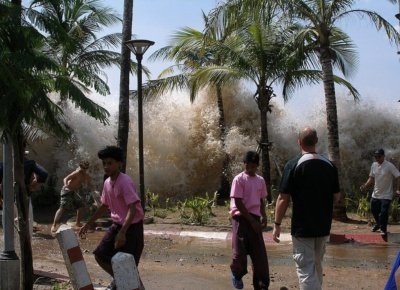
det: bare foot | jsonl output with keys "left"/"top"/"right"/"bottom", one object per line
{"left": 75, "top": 223, "right": 83, "bottom": 227}
{"left": 51, "top": 224, "right": 58, "bottom": 234}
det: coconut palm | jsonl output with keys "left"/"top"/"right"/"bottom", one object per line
{"left": 286, "top": 0, "right": 400, "bottom": 167}
{"left": 26, "top": 0, "right": 122, "bottom": 120}
{"left": 0, "top": 2, "right": 70, "bottom": 288}
{"left": 146, "top": 14, "right": 236, "bottom": 198}
{"left": 118, "top": 0, "right": 134, "bottom": 172}
{"left": 283, "top": 0, "right": 400, "bottom": 219}
{"left": 201, "top": 0, "right": 360, "bottom": 200}
{"left": 1, "top": 0, "right": 124, "bottom": 288}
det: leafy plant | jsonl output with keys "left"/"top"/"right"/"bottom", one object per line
{"left": 177, "top": 192, "right": 218, "bottom": 225}
{"left": 390, "top": 198, "right": 400, "bottom": 222}
{"left": 146, "top": 190, "right": 160, "bottom": 217}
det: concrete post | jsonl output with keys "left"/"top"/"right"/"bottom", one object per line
{"left": 111, "top": 252, "right": 143, "bottom": 290}
{"left": 55, "top": 225, "right": 94, "bottom": 290}
{"left": 0, "top": 142, "right": 20, "bottom": 290}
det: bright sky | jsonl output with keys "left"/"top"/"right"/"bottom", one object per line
{"left": 19, "top": 0, "right": 400, "bottom": 114}
{"left": 99, "top": 1, "right": 400, "bottom": 114}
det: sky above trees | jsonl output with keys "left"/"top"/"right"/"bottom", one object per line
{"left": 73, "top": 0, "right": 400, "bottom": 116}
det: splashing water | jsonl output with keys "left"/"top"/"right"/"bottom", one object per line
{"left": 22, "top": 89, "right": 400, "bottom": 199}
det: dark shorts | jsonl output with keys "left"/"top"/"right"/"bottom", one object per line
{"left": 60, "top": 188, "right": 85, "bottom": 212}
{"left": 93, "top": 221, "right": 144, "bottom": 265}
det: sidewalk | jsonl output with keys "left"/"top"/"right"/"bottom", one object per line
{"left": 143, "top": 228, "right": 392, "bottom": 244}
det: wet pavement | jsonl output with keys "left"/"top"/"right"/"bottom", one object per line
{"left": 1, "top": 223, "right": 399, "bottom": 290}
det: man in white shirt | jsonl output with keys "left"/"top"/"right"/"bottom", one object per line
{"left": 360, "top": 149, "right": 400, "bottom": 236}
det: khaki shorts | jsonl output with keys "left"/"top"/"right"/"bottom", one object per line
{"left": 60, "top": 188, "right": 85, "bottom": 212}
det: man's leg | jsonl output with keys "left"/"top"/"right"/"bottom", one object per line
{"left": 51, "top": 207, "right": 64, "bottom": 233}
{"left": 249, "top": 231, "right": 270, "bottom": 290}
{"left": 370, "top": 198, "right": 381, "bottom": 228}
{"left": 230, "top": 216, "right": 248, "bottom": 280}
{"left": 292, "top": 236, "right": 322, "bottom": 290}
{"left": 314, "top": 236, "right": 328, "bottom": 285}
{"left": 379, "top": 199, "right": 391, "bottom": 233}
{"left": 75, "top": 207, "right": 86, "bottom": 227}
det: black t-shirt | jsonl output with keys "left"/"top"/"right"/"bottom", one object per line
{"left": 279, "top": 153, "right": 340, "bottom": 237}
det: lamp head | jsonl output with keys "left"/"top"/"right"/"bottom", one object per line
{"left": 125, "top": 39, "right": 155, "bottom": 56}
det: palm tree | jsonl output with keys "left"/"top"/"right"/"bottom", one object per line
{"left": 285, "top": 0, "right": 400, "bottom": 219}
{"left": 0, "top": 2, "right": 69, "bottom": 288}
{"left": 147, "top": 14, "right": 235, "bottom": 198}
{"left": 201, "top": 3, "right": 303, "bottom": 199}
{"left": 1, "top": 0, "right": 124, "bottom": 288}
{"left": 118, "top": 0, "right": 134, "bottom": 172}
{"left": 26, "top": 0, "right": 122, "bottom": 120}
{"left": 286, "top": 0, "right": 400, "bottom": 166}
{"left": 202, "top": 0, "right": 360, "bottom": 201}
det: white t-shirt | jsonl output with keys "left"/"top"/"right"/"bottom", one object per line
{"left": 370, "top": 160, "right": 400, "bottom": 200}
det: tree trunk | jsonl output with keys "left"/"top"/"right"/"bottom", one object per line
{"left": 257, "top": 84, "right": 272, "bottom": 203}
{"left": 215, "top": 85, "right": 230, "bottom": 200}
{"left": 10, "top": 1, "right": 34, "bottom": 289}
{"left": 117, "top": 0, "right": 134, "bottom": 173}
{"left": 12, "top": 129, "right": 33, "bottom": 290}
{"left": 320, "top": 49, "right": 347, "bottom": 221}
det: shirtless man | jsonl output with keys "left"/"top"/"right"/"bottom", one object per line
{"left": 51, "top": 160, "right": 94, "bottom": 233}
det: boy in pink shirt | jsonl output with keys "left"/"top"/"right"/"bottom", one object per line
{"left": 230, "top": 151, "right": 270, "bottom": 290}
{"left": 79, "top": 146, "right": 144, "bottom": 290}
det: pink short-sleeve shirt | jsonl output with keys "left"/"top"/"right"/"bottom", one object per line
{"left": 230, "top": 171, "right": 268, "bottom": 217}
{"left": 101, "top": 173, "right": 144, "bottom": 224}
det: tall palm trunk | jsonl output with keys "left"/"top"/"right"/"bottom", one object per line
{"left": 320, "top": 47, "right": 347, "bottom": 221}
{"left": 12, "top": 129, "right": 33, "bottom": 290}
{"left": 215, "top": 85, "right": 230, "bottom": 199}
{"left": 257, "top": 84, "right": 272, "bottom": 201}
{"left": 117, "top": 0, "right": 134, "bottom": 172}
{"left": 11, "top": 1, "right": 34, "bottom": 288}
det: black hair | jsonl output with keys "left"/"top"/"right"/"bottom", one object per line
{"left": 243, "top": 151, "right": 259, "bottom": 165}
{"left": 97, "top": 146, "right": 123, "bottom": 162}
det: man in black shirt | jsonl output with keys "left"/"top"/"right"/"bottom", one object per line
{"left": 273, "top": 127, "right": 340, "bottom": 290}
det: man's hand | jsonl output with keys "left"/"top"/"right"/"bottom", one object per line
{"left": 79, "top": 224, "right": 89, "bottom": 239}
{"left": 114, "top": 230, "right": 126, "bottom": 249}
{"left": 272, "top": 224, "right": 281, "bottom": 243}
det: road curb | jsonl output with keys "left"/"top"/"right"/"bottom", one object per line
{"left": 144, "top": 229, "right": 392, "bottom": 244}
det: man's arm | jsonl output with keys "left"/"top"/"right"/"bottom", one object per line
{"left": 360, "top": 176, "right": 374, "bottom": 192}
{"left": 260, "top": 198, "right": 267, "bottom": 227}
{"left": 115, "top": 202, "right": 137, "bottom": 249}
{"left": 235, "top": 197, "right": 262, "bottom": 233}
{"left": 63, "top": 170, "right": 78, "bottom": 187}
{"left": 33, "top": 163, "right": 48, "bottom": 183}
{"left": 395, "top": 176, "right": 400, "bottom": 195}
{"left": 79, "top": 204, "right": 109, "bottom": 238}
{"left": 272, "top": 193, "right": 290, "bottom": 243}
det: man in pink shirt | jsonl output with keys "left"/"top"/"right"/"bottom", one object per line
{"left": 79, "top": 146, "right": 144, "bottom": 290}
{"left": 230, "top": 151, "right": 269, "bottom": 290}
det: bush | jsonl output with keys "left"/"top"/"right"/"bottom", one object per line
{"left": 177, "top": 192, "right": 218, "bottom": 225}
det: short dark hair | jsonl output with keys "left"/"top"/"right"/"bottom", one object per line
{"left": 97, "top": 146, "right": 123, "bottom": 162}
{"left": 243, "top": 151, "right": 259, "bottom": 165}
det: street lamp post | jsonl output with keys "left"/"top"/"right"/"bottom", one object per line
{"left": 125, "top": 39, "right": 154, "bottom": 211}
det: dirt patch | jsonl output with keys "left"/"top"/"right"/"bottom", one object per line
{"left": 26, "top": 205, "right": 400, "bottom": 289}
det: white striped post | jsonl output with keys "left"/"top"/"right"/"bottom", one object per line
{"left": 56, "top": 224, "right": 94, "bottom": 290}
{"left": 111, "top": 252, "right": 143, "bottom": 290}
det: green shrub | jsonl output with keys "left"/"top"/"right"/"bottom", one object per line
{"left": 390, "top": 198, "right": 400, "bottom": 222}
{"left": 177, "top": 192, "right": 218, "bottom": 225}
